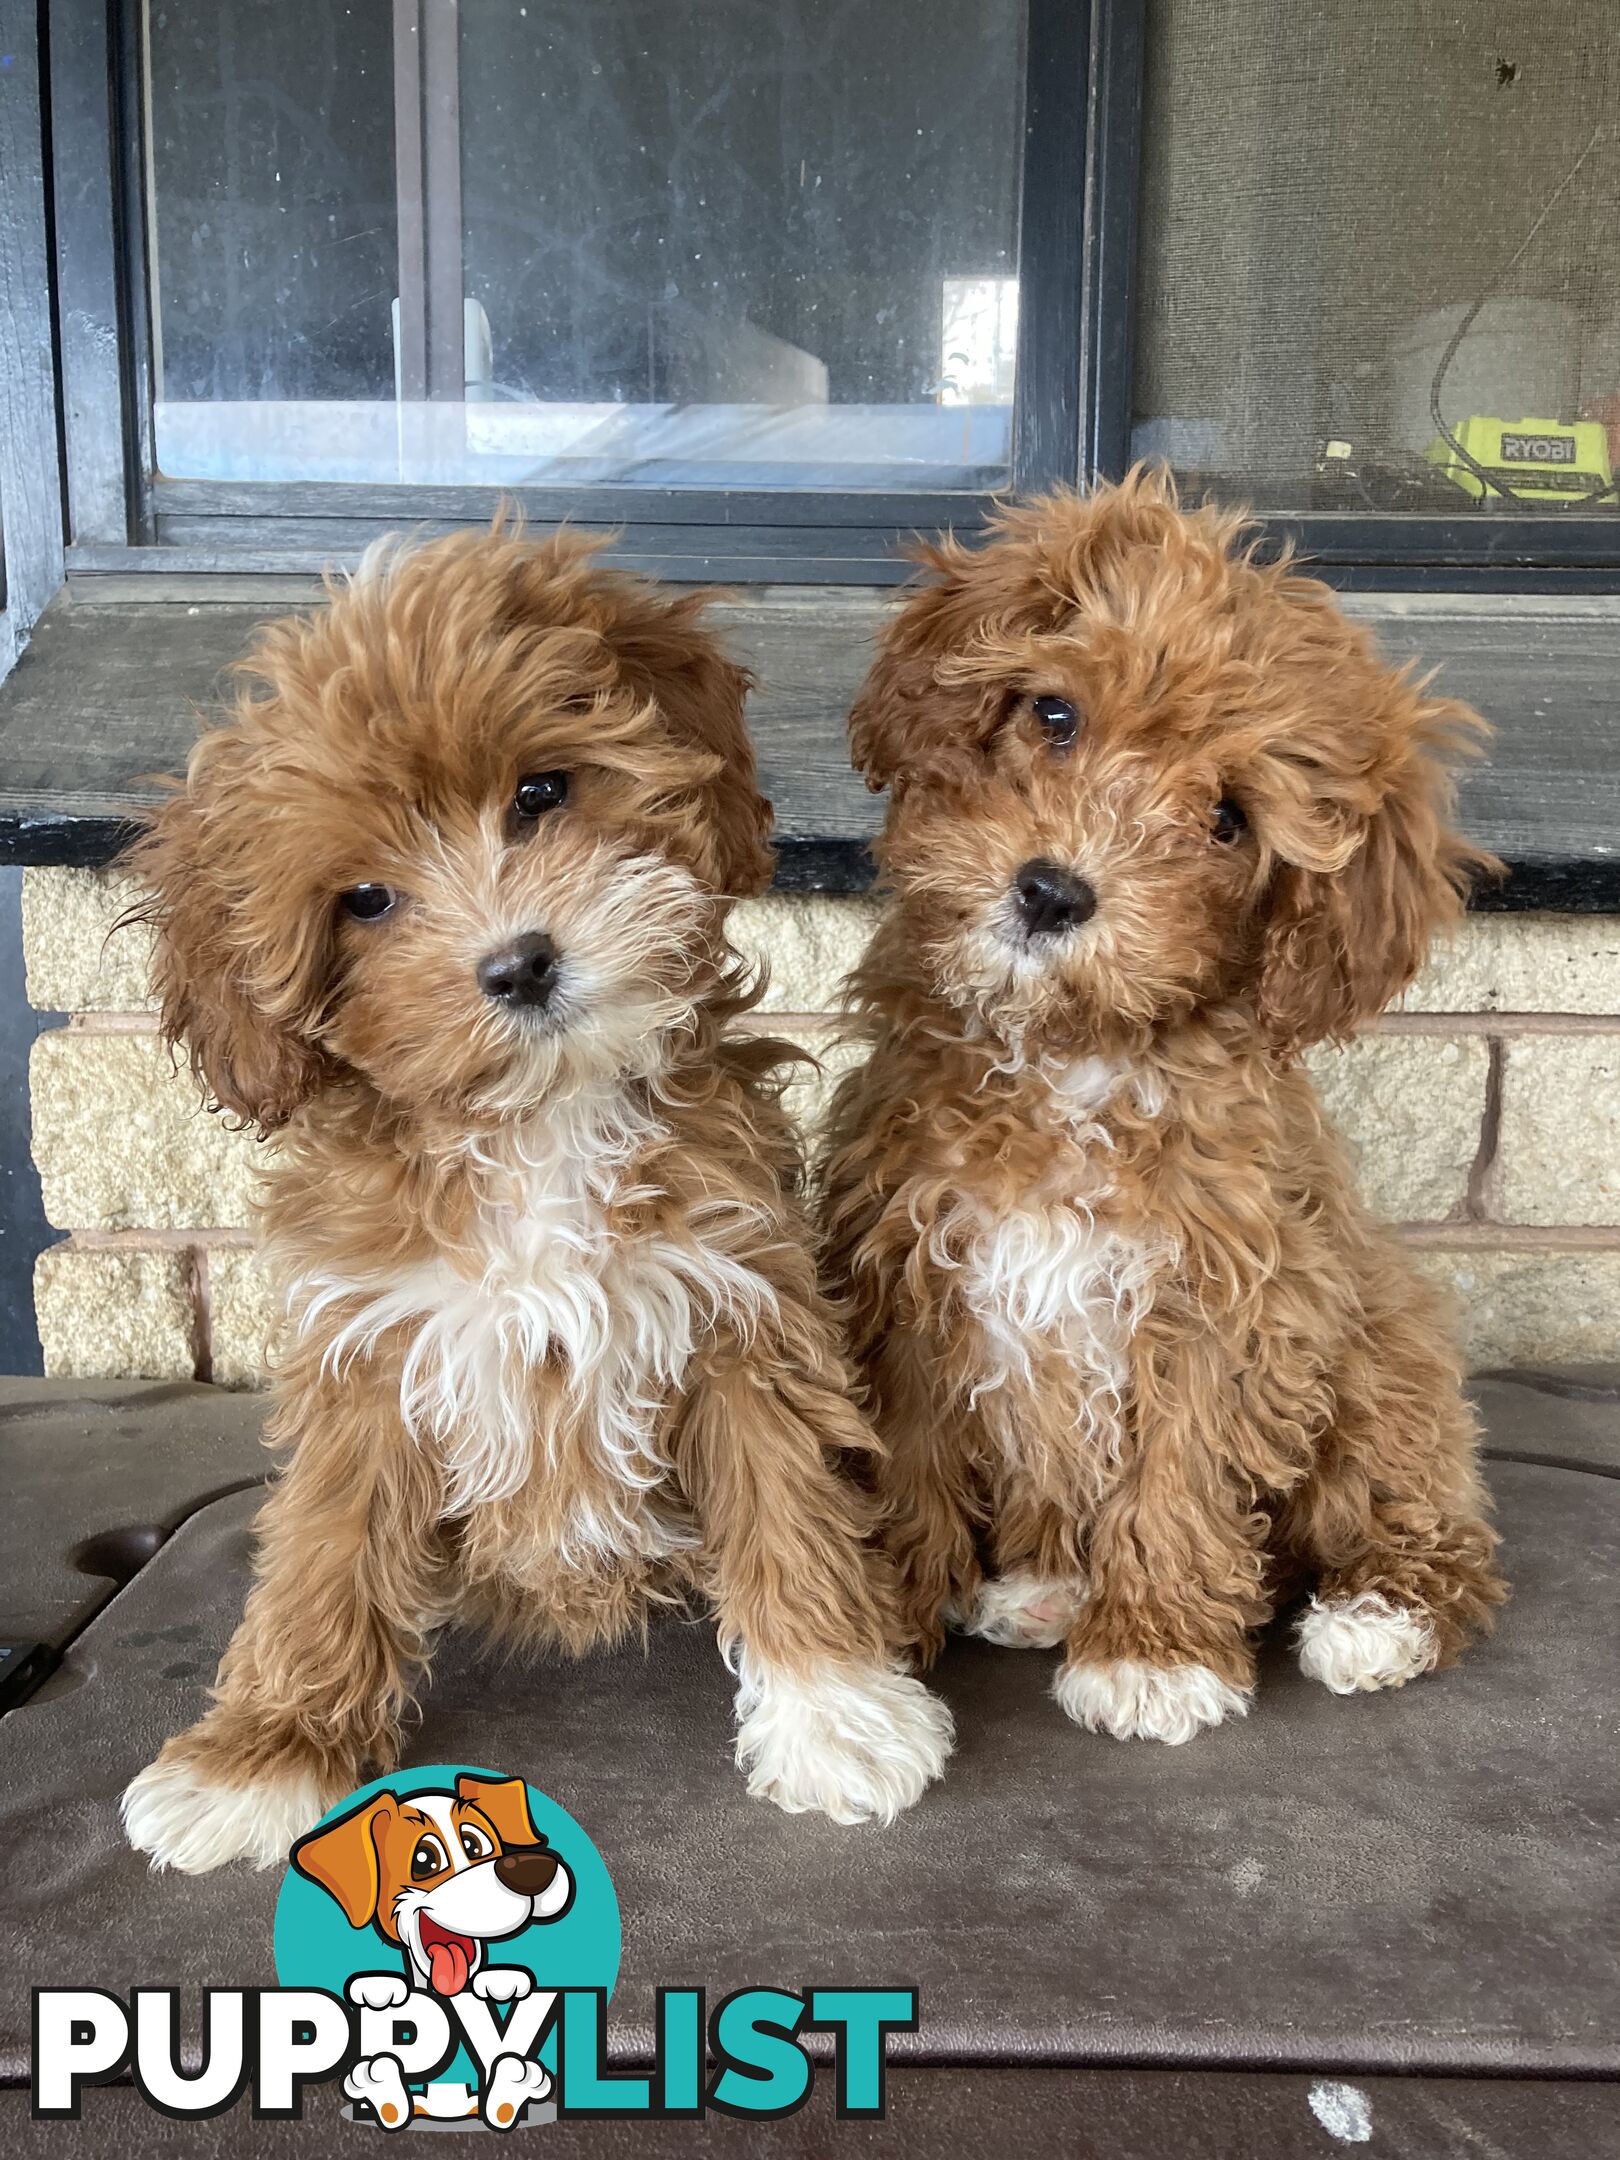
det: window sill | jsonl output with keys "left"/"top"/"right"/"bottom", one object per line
{"left": 0, "top": 584, "right": 1615, "bottom": 910}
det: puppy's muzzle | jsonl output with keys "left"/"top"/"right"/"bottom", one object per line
{"left": 494, "top": 1843, "right": 563, "bottom": 1897}
{"left": 1013, "top": 858, "right": 1096, "bottom": 940}
{"left": 478, "top": 932, "right": 559, "bottom": 1011}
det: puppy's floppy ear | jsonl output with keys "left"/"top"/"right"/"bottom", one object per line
{"left": 122, "top": 725, "right": 332, "bottom": 1138}
{"left": 626, "top": 593, "right": 774, "bottom": 898}
{"left": 1255, "top": 681, "right": 1497, "bottom": 1058}
{"left": 291, "top": 1794, "right": 399, "bottom": 1927}
{"left": 456, "top": 1773, "right": 541, "bottom": 1849}
{"left": 848, "top": 531, "right": 993, "bottom": 795}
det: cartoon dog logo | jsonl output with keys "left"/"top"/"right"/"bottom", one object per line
{"left": 291, "top": 1773, "right": 574, "bottom": 2129}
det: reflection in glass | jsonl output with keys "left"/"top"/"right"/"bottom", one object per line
{"left": 145, "top": 0, "right": 1026, "bottom": 490}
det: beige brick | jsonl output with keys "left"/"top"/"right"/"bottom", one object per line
{"left": 31, "top": 1030, "right": 261, "bottom": 1231}
{"left": 732, "top": 895, "right": 879, "bottom": 1013}
{"left": 35, "top": 1242, "right": 196, "bottom": 1379}
{"left": 23, "top": 867, "right": 156, "bottom": 1013}
{"left": 1496, "top": 1035, "right": 1620, "bottom": 1225}
{"left": 1306, "top": 1035, "right": 1488, "bottom": 1223}
{"left": 776, "top": 1028, "right": 863, "bottom": 1145}
{"left": 731, "top": 904, "right": 1620, "bottom": 1021}
{"left": 25, "top": 873, "right": 1620, "bottom": 1025}
{"left": 1401, "top": 914, "right": 1620, "bottom": 1016}
{"left": 207, "top": 1245, "right": 278, "bottom": 1389}
{"left": 1413, "top": 1247, "right": 1620, "bottom": 1368}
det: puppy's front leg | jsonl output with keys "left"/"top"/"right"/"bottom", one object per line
{"left": 864, "top": 1330, "right": 985, "bottom": 1663}
{"left": 1290, "top": 1282, "right": 1505, "bottom": 1693}
{"left": 677, "top": 1317, "right": 953, "bottom": 1826}
{"left": 1057, "top": 1323, "right": 1271, "bottom": 1745}
{"left": 123, "top": 1364, "right": 448, "bottom": 1872}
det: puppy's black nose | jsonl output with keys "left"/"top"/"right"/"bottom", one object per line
{"left": 1013, "top": 859, "right": 1096, "bottom": 939}
{"left": 477, "top": 932, "right": 559, "bottom": 1009}
{"left": 494, "top": 1845, "right": 561, "bottom": 1897}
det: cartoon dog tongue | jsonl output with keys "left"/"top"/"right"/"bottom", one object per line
{"left": 422, "top": 1925, "right": 472, "bottom": 1996}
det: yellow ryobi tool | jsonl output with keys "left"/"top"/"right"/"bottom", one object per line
{"left": 1425, "top": 415, "right": 1613, "bottom": 505}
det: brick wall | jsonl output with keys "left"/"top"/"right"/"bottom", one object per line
{"left": 23, "top": 868, "right": 1620, "bottom": 1379}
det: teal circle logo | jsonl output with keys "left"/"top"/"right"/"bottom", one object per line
{"left": 273, "top": 1764, "right": 618, "bottom": 2129}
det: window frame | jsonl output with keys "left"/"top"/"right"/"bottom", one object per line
{"left": 33, "top": 0, "right": 1620, "bottom": 594}
{"left": 0, "top": 0, "right": 66, "bottom": 667}
{"left": 52, "top": 0, "right": 1106, "bottom": 584}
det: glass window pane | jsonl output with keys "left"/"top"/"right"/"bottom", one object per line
{"left": 145, "top": 0, "right": 1026, "bottom": 493}
{"left": 1132, "top": 2, "right": 1620, "bottom": 517}
{"left": 142, "top": 2, "right": 399, "bottom": 406}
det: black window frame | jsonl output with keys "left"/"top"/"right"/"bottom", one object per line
{"left": 27, "top": 0, "right": 1620, "bottom": 595}
{"left": 0, "top": 0, "right": 66, "bottom": 667}
{"left": 50, "top": 0, "right": 1106, "bottom": 585}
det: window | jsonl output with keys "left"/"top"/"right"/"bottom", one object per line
{"left": 0, "top": 14, "right": 63, "bottom": 669}
{"left": 121, "top": 0, "right": 1128, "bottom": 579}
{"left": 48, "top": 0, "right": 1099, "bottom": 578}
{"left": 1131, "top": 1, "right": 1620, "bottom": 566}
{"left": 145, "top": 0, "right": 1028, "bottom": 496}
{"left": 24, "top": 0, "right": 1620, "bottom": 587}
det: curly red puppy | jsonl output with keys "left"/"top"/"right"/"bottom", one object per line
{"left": 121, "top": 527, "right": 950, "bottom": 1870}
{"left": 821, "top": 471, "right": 1506, "bottom": 1743}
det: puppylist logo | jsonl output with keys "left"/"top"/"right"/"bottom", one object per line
{"left": 32, "top": 1764, "right": 917, "bottom": 2130}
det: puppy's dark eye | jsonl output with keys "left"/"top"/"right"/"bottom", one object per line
{"left": 1211, "top": 797, "right": 1248, "bottom": 844}
{"left": 1031, "top": 695, "right": 1080, "bottom": 751}
{"left": 514, "top": 771, "right": 569, "bottom": 819}
{"left": 339, "top": 884, "right": 397, "bottom": 920}
{"left": 410, "top": 1834, "right": 448, "bottom": 1879}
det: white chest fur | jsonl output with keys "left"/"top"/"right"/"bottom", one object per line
{"left": 289, "top": 1090, "right": 774, "bottom": 1548}
{"left": 943, "top": 1057, "right": 1166, "bottom": 1463}
{"left": 956, "top": 1203, "right": 1161, "bottom": 1449}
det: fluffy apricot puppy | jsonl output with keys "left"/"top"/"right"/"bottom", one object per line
{"left": 120, "top": 528, "right": 950, "bottom": 1870}
{"left": 821, "top": 471, "right": 1506, "bottom": 1744}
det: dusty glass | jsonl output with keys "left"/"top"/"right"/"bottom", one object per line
{"left": 145, "top": 0, "right": 1026, "bottom": 491}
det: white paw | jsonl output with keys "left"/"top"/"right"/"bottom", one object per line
{"left": 345, "top": 2055, "right": 413, "bottom": 2131}
{"left": 471, "top": 1966, "right": 534, "bottom": 2004}
{"left": 483, "top": 2054, "right": 551, "bottom": 2130}
{"left": 1296, "top": 1593, "right": 1437, "bottom": 1695}
{"left": 734, "top": 1658, "right": 954, "bottom": 1826}
{"left": 347, "top": 1973, "right": 411, "bottom": 2012}
{"left": 1054, "top": 1658, "right": 1250, "bottom": 1744}
{"left": 964, "top": 1571, "right": 1087, "bottom": 1649}
{"left": 122, "top": 1753, "right": 325, "bottom": 1872}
